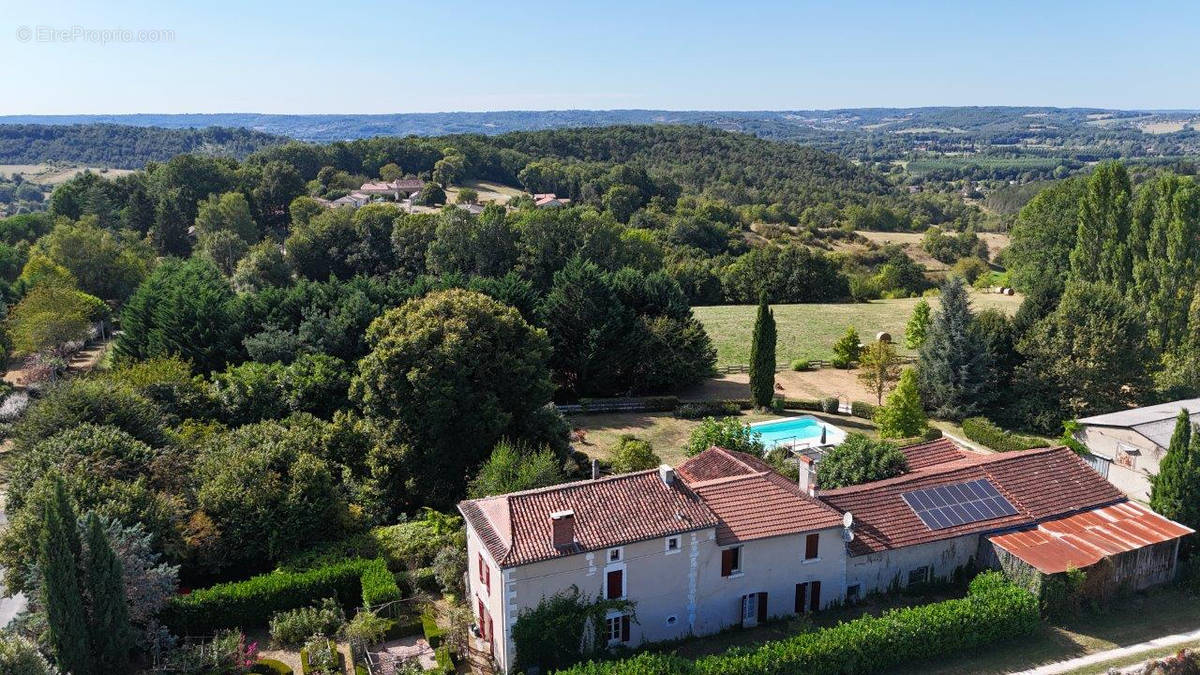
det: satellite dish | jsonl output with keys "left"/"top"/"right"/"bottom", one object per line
{"left": 842, "top": 529, "right": 855, "bottom": 543}
{"left": 843, "top": 511, "right": 854, "bottom": 529}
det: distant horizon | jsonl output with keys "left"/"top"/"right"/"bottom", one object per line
{"left": 4, "top": 105, "right": 1200, "bottom": 118}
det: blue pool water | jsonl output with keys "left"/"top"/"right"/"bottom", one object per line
{"left": 750, "top": 416, "right": 842, "bottom": 448}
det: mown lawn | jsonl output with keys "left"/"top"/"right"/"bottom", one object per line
{"left": 694, "top": 291, "right": 1023, "bottom": 366}
{"left": 566, "top": 410, "right": 878, "bottom": 467}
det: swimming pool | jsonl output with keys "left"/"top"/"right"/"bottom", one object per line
{"left": 750, "top": 415, "right": 846, "bottom": 450}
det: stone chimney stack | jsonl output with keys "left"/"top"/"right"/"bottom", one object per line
{"left": 551, "top": 510, "right": 576, "bottom": 549}
{"left": 798, "top": 455, "right": 818, "bottom": 497}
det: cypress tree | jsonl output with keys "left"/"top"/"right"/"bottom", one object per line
{"left": 39, "top": 478, "right": 91, "bottom": 675}
{"left": 1150, "top": 409, "right": 1191, "bottom": 523}
{"left": 84, "top": 513, "right": 132, "bottom": 672}
{"left": 917, "top": 276, "right": 991, "bottom": 420}
{"left": 749, "top": 293, "right": 776, "bottom": 408}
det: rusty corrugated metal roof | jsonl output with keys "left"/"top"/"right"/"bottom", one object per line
{"left": 988, "top": 501, "right": 1194, "bottom": 574}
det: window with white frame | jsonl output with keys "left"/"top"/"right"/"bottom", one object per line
{"left": 605, "top": 614, "right": 630, "bottom": 643}
{"left": 607, "top": 547, "right": 623, "bottom": 563}
{"left": 665, "top": 535, "right": 681, "bottom": 554}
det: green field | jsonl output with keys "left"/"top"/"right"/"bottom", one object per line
{"left": 694, "top": 292, "right": 1023, "bottom": 366}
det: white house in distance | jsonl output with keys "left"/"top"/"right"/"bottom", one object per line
{"left": 359, "top": 178, "right": 424, "bottom": 200}
{"left": 1075, "top": 398, "right": 1200, "bottom": 500}
{"left": 458, "top": 439, "right": 1192, "bottom": 674}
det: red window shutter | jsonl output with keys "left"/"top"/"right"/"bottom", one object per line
{"left": 487, "top": 616, "right": 494, "bottom": 646}
{"left": 478, "top": 553, "right": 485, "bottom": 584}
{"left": 477, "top": 599, "right": 487, "bottom": 639}
{"left": 794, "top": 583, "right": 807, "bottom": 614}
{"left": 607, "top": 569, "right": 623, "bottom": 599}
{"left": 721, "top": 549, "right": 733, "bottom": 577}
{"left": 484, "top": 562, "right": 491, "bottom": 594}
{"left": 806, "top": 533, "right": 819, "bottom": 560}
{"left": 757, "top": 592, "right": 768, "bottom": 623}
{"left": 810, "top": 580, "right": 822, "bottom": 612}
{"left": 620, "top": 615, "right": 630, "bottom": 642}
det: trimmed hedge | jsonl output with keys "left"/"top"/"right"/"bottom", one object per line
{"left": 675, "top": 400, "right": 742, "bottom": 419}
{"left": 252, "top": 659, "right": 295, "bottom": 675}
{"left": 819, "top": 397, "right": 839, "bottom": 414}
{"left": 421, "top": 610, "right": 444, "bottom": 648}
{"left": 850, "top": 401, "right": 876, "bottom": 419}
{"left": 557, "top": 573, "right": 1039, "bottom": 675}
{"left": 962, "top": 417, "right": 1042, "bottom": 453}
{"left": 578, "top": 396, "right": 679, "bottom": 413}
{"left": 360, "top": 558, "right": 402, "bottom": 608}
{"left": 434, "top": 645, "right": 455, "bottom": 674}
{"left": 162, "top": 558, "right": 394, "bottom": 634}
{"left": 774, "top": 397, "right": 821, "bottom": 412}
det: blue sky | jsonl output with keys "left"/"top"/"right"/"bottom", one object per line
{"left": 3, "top": 0, "right": 1198, "bottom": 114}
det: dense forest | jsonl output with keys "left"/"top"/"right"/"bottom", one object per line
{"left": 0, "top": 124, "right": 287, "bottom": 168}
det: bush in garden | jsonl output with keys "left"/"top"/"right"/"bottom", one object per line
{"left": 790, "top": 359, "right": 812, "bottom": 371}
{"left": 432, "top": 545, "right": 467, "bottom": 597}
{"left": 849, "top": 401, "right": 876, "bottom": 419}
{"left": 961, "top": 417, "right": 1043, "bottom": 452}
{"left": 683, "top": 417, "right": 764, "bottom": 457}
{"left": 268, "top": 598, "right": 345, "bottom": 648}
{"left": 674, "top": 401, "right": 743, "bottom": 419}
{"left": 558, "top": 572, "right": 1038, "bottom": 674}
{"left": 162, "top": 558, "right": 385, "bottom": 634}
{"left": 300, "top": 636, "right": 340, "bottom": 675}
{"left": 360, "top": 558, "right": 402, "bottom": 609}
{"left": 608, "top": 435, "right": 662, "bottom": 473}
{"left": 344, "top": 609, "right": 392, "bottom": 645}
{"left": 820, "top": 397, "right": 839, "bottom": 414}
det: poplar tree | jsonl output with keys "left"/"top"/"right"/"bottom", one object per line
{"left": 749, "top": 293, "right": 776, "bottom": 408}
{"left": 85, "top": 513, "right": 133, "bottom": 672}
{"left": 39, "top": 478, "right": 90, "bottom": 675}
{"left": 904, "top": 299, "right": 931, "bottom": 349}
{"left": 1069, "top": 162, "right": 1132, "bottom": 292}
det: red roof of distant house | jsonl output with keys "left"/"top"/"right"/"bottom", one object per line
{"left": 989, "top": 501, "right": 1194, "bottom": 573}
{"left": 820, "top": 446, "right": 1126, "bottom": 556}
{"left": 899, "top": 437, "right": 974, "bottom": 470}
{"left": 678, "top": 448, "right": 844, "bottom": 545}
{"left": 458, "top": 469, "right": 718, "bottom": 568}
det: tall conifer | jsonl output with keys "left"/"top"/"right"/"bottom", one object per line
{"left": 749, "top": 293, "right": 776, "bottom": 408}
{"left": 39, "top": 477, "right": 90, "bottom": 675}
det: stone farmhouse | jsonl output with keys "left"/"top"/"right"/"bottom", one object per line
{"left": 459, "top": 439, "right": 1192, "bottom": 674}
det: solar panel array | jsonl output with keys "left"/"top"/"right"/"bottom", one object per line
{"left": 900, "top": 478, "right": 1018, "bottom": 531}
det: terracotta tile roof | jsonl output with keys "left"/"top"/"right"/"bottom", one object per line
{"left": 457, "top": 470, "right": 718, "bottom": 568}
{"left": 989, "top": 501, "right": 1194, "bottom": 573}
{"left": 679, "top": 448, "right": 844, "bottom": 545}
{"left": 820, "top": 446, "right": 1126, "bottom": 556}
{"left": 899, "top": 437, "right": 974, "bottom": 470}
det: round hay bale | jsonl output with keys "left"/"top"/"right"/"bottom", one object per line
{"left": 1003, "top": 287, "right": 1015, "bottom": 296}
{"left": 875, "top": 331, "right": 892, "bottom": 343}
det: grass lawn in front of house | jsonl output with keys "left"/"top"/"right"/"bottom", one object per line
{"left": 566, "top": 410, "right": 878, "bottom": 467}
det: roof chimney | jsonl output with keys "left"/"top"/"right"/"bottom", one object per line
{"left": 658, "top": 464, "right": 676, "bottom": 486}
{"left": 798, "top": 455, "right": 818, "bottom": 497}
{"left": 592, "top": 458, "right": 600, "bottom": 480}
{"left": 550, "top": 510, "right": 575, "bottom": 549}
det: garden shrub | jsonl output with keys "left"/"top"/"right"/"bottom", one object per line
{"left": 512, "top": 588, "right": 635, "bottom": 673}
{"left": 820, "top": 397, "right": 839, "bottom": 414}
{"left": 558, "top": 572, "right": 1038, "bottom": 675}
{"left": 300, "top": 636, "right": 341, "bottom": 675}
{"left": 406, "top": 566, "right": 440, "bottom": 593}
{"left": 962, "top": 417, "right": 1042, "bottom": 452}
{"left": 923, "top": 426, "right": 943, "bottom": 440}
{"left": 344, "top": 610, "right": 392, "bottom": 645}
{"left": 830, "top": 355, "right": 851, "bottom": 369}
{"left": 269, "top": 598, "right": 345, "bottom": 648}
{"left": 163, "top": 558, "right": 393, "bottom": 634}
{"left": 360, "top": 558, "right": 402, "bottom": 609}
{"left": 579, "top": 396, "right": 679, "bottom": 413}
{"left": 850, "top": 401, "right": 876, "bottom": 419}
{"left": 790, "top": 359, "right": 812, "bottom": 371}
